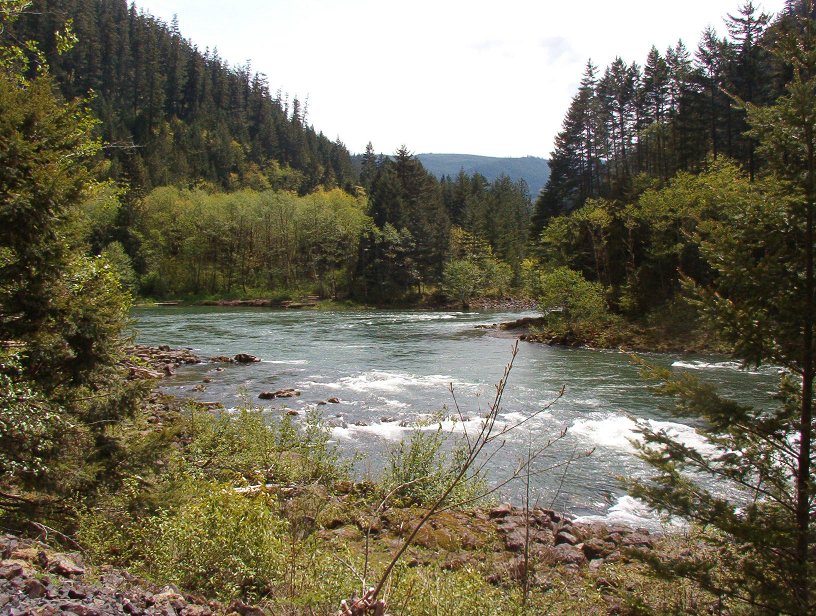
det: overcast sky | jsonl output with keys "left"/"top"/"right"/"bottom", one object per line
{"left": 133, "top": 0, "right": 783, "bottom": 158}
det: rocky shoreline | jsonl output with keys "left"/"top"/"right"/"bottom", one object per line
{"left": 0, "top": 534, "right": 267, "bottom": 615}
{"left": 91, "top": 344, "right": 672, "bottom": 613}
{"left": 1, "top": 497, "right": 658, "bottom": 615}
{"left": 125, "top": 346, "right": 266, "bottom": 381}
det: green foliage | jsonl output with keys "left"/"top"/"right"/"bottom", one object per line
{"left": 359, "top": 148, "right": 451, "bottom": 296}
{"left": 442, "top": 259, "right": 484, "bottom": 307}
{"left": 384, "top": 419, "right": 486, "bottom": 508}
{"left": 355, "top": 221, "right": 420, "bottom": 303}
{"left": 79, "top": 404, "right": 349, "bottom": 602}
{"left": 0, "top": 44, "right": 143, "bottom": 513}
{"left": 525, "top": 265, "right": 608, "bottom": 326}
{"left": 100, "top": 241, "right": 138, "bottom": 295}
{"left": 387, "top": 564, "right": 524, "bottom": 615}
{"left": 628, "top": 8, "right": 816, "bottom": 614}
{"left": 0, "top": 351, "right": 68, "bottom": 482}
{"left": 442, "top": 227, "right": 515, "bottom": 305}
{"left": 180, "top": 407, "right": 348, "bottom": 486}
{"left": 132, "top": 186, "right": 369, "bottom": 298}
{"left": 82, "top": 479, "right": 288, "bottom": 602}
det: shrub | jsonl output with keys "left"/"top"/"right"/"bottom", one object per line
{"left": 383, "top": 417, "right": 486, "bottom": 508}
{"left": 181, "top": 406, "right": 348, "bottom": 486}
{"left": 98, "top": 480, "right": 288, "bottom": 601}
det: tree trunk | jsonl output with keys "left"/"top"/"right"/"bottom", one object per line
{"left": 794, "top": 122, "right": 814, "bottom": 615}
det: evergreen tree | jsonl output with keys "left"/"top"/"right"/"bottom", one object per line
{"left": 0, "top": 2, "right": 143, "bottom": 517}
{"left": 629, "top": 6, "right": 816, "bottom": 612}
{"left": 726, "top": 1, "right": 772, "bottom": 179}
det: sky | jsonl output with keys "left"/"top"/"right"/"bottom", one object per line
{"left": 133, "top": 0, "right": 784, "bottom": 158}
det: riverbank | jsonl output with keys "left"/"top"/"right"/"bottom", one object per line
{"left": 3, "top": 496, "right": 688, "bottom": 615}
{"left": 66, "top": 343, "right": 733, "bottom": 613}
{"left": 100, "top": 299, "right": 771, "bottom": 615}
{"left": 135, "top": 294, "right": 538, "bottom": 312}
{"left": 487, "top": 310, "right": 728, "bottom": 355}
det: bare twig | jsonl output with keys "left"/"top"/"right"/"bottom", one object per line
{"left": 367, "top": 341, "right": 574, "bottom": 603}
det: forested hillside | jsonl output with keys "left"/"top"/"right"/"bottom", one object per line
{"left": 526, "top": 1, "right": 812, "bottom": 331}
{"left": 8, "top": 0, "right": 357, "bottom": 194}
{"left": 533, "top": 1, "right": 797, "bottom": 233}
{"left": 2, "top": 1, "right": 537, "bottom": 304}
{"left": 415, "top": 153, "right": 550, "bottom": 198}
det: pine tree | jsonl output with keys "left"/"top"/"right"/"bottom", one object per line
{"left": 629, "top": 6, "right": 816, "bottom": 612}
{"left": 0, "top": 2, "right": 143, "bottom": 516}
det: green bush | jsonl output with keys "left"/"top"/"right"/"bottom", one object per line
{"left": 0, "top": 351, "right": 68, "bottom": 483}
{"left": 384, "top": 418, "right": 486, "bottom": 508}
{"left": 181, "top": 406, "right": 348, "bottom": 486}
{"left": 82, "top": 480, "right": 288, "bottom": 601}
{"left": 526, "top": 265, "right": 608, "bottom": 325}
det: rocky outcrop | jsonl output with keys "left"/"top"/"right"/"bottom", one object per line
{"left": 232, "top": 353, "right": 261, "bottom": 364}
{"left": 258, "top": 388, "right": 300, "bottom": 400}
{"left": 0, "top": 534, "right": 243, "bottom": 616}
{"left": 126, "top": 345, "right": 265, "bottom": 378}
{"left": 488, "top": 504, "right": 651, "bottom": 569}
{"left": 126, "top": 345, "right": 202, "bottom": 380}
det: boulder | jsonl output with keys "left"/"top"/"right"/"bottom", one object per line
{"left": 47, "top": 553, "right": 85, "bottom": 577}
{"left": 0, "top": 561, "right": 26, "bottom": 580}
{"left": 547, "top": 543, "right": 587, "bottom": 566}
{"left": 233, "top": 353, "right": 260, "bottom": 363}
{"left": 327, "top": 397, "right": 341, "bottom": 404}
{"left": 128, "top": 366, "right": 163, "bottom": 380}
{"left": 23, "top": 577, "right": 47, "bottom": 599}
{"left": 489, "top": 503, "right": 514, "bottom": 518}
{"left": 581, "top": 537, "right": 613, "bottom": 560}
{"left": 554, "top": 530, "right": 580, "bottom": 546}
{"left": 258, "top": 388, "right": 301, "bottom": 399}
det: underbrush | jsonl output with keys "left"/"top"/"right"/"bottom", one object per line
{"left": 67, "top": 400, "right": 723, "bottom": 614}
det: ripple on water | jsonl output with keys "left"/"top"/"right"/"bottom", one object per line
{"left": 133, "top": 307, "right": 778, "bottom": 522}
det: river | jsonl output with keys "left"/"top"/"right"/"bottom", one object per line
{"left": 132, "top": 306, "right": 779, "bottom": 528}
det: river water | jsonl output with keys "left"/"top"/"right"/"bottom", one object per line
{"left": 132, "top": 307, "right": 779, "bottom": 528}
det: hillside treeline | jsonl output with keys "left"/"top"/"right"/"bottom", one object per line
{"left": 9, "top": 0, "right": 357, "bottom": 194}
{"left": 527, "top": 1, "right": 814, "bottom": 332}
{"left": 5, "top": 1, "right": 534, "bottom": 304}
{"left": 533, "top": 1, "right": 797, "bottom": 230}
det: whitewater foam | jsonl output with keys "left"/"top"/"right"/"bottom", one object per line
{"left": 335, "top": 371, "right": 456, "bottom": 394}
{"left": 671, "top": 359, "right": 780, "bottom": 376}
{"left": 262, "top": 359, "right": 309, "bottom": 365}
{"left": 571, "top": 414, "right": 717, "bottom": 456}
{"left": 575, "top": 495, "right": 682, "bottom": 530}
{"left": 333, "top": 421, "right": 409, "bottom": 441}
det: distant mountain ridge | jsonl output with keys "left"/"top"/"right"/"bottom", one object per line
{"left": 417, "top": 153, "right": 550, "bottom": 198}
